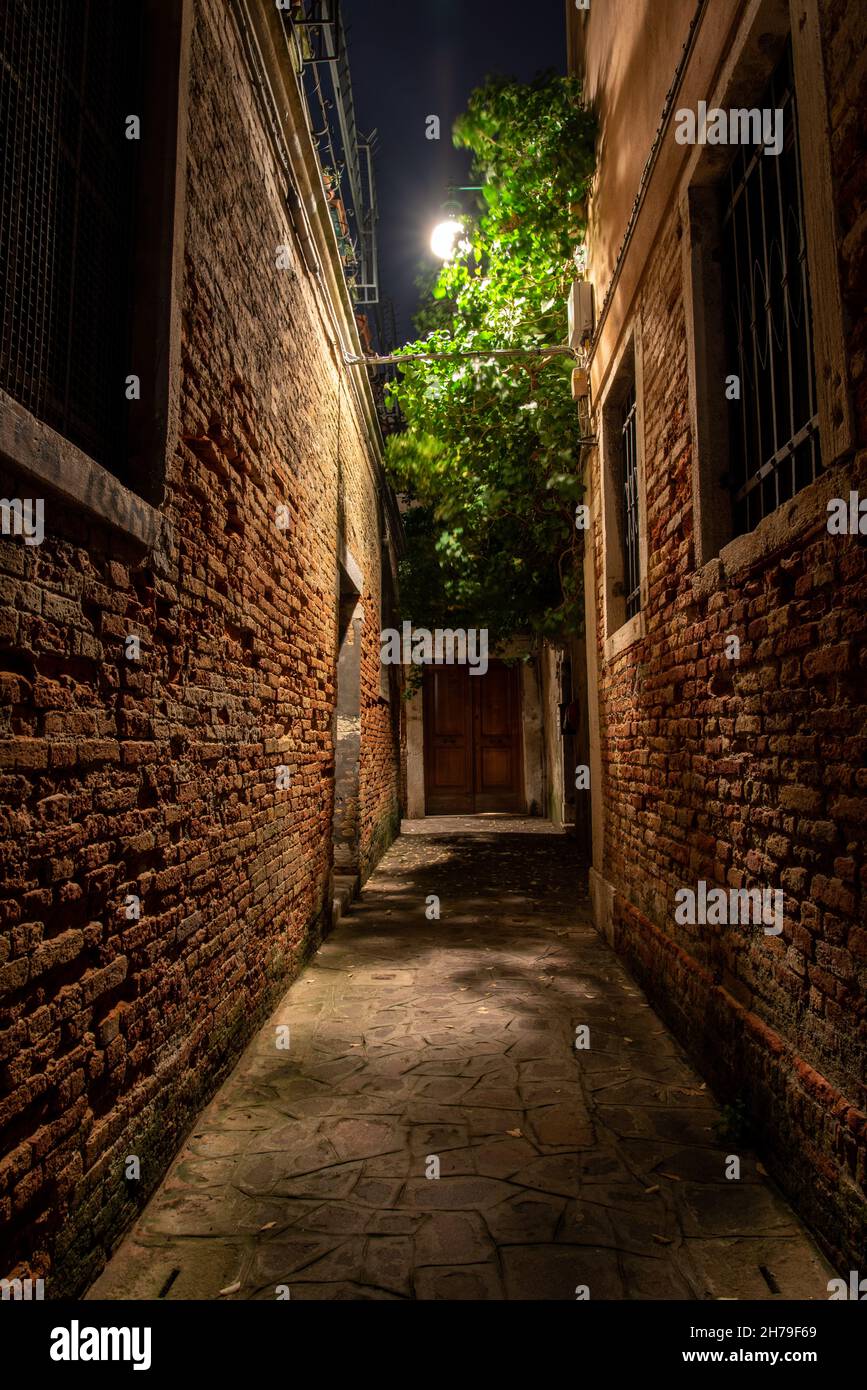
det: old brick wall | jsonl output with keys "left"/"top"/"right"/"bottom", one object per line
{"left": 0, "top": 0, "right": 399, "bottom": 1295}
{"left": 339, "top": 417, "right": 402, "bottom": 882}
{"left": 358, "top": 631, "right": 401, "bottom": 881}
{"left": 587, "top": 0, "right": 866, "bottom": 1269}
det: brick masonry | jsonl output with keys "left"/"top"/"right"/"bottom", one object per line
{"left": 587, "top": 0, "right": 866, "bottom": 1269}
{"left": 0, "top": 1, "right": 399, "bottom": 1295}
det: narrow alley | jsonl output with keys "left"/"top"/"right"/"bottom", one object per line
{"left": 89, "top": 820, "right": 831, "bottom": 1302}
{"left": 1, "top": 0, "right": 864, "bottom": 1352}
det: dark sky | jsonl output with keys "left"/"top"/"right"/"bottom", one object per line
{"left": 345, "top": 1, "right": 567, "bottom": 345}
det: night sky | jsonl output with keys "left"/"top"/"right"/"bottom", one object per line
{"left": 345, "top": 0, "right": 568, "bottom": 345}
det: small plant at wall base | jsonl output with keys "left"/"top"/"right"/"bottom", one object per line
{"left": 716, "top": 1095, "right": 754, "bottom": 1145}
{"left": 385, "top": 73, "right": 597, "bottom": 646}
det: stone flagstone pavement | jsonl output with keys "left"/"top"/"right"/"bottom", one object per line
{"left": 89, "top": 817, "right": 833, "bottom": 1301}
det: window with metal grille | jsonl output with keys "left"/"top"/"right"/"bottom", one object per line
{"left": 720, "top": 37, "right": 821, "bottom": 538}
{"left": 0, "top": 0, "right": 144, "bottom": 476}
{"left": 621, "top": 383, "right": 641, "bottom": 620}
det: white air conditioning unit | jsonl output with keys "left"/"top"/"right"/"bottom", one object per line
{"left": 567, "top": 281, "right": 594, "bottom": 351}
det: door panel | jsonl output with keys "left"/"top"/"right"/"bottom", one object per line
{"left": 423, "top": 666, "right": 473, "bottom": 812}
{"left": 473, "top": 662, "right": 523, "bottom": 811}
{"left": 423, "top": 661, "right": 523, "bottom": 813}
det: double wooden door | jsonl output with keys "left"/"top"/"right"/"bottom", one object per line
{"left": 423, "top": 660, "right": 524, "bottom": 814}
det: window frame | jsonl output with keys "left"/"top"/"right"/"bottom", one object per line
{"left": 681, "top": 0, "right": 854, "bottom": 576}
{"left": 0, "top": 0, "right": 192, "bottom": 542}
{"left": 720, "top": 38, "right": 822, "bottom": 538}
{"left": 599, "top": 325, "right": 649, "bottom": 660}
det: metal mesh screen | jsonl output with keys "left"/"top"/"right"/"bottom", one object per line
{"left": 0, "top": 0, "right": 144, "bottom": 474}
{"left": 721, "top": 38, "right": 821, "bottom": 537}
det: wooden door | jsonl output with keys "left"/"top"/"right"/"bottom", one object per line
{"left": 423, "top": 665, "right": 473, "bottom": 813}
{"left": 423, "top": 661, "right": 523, "bottom": 813}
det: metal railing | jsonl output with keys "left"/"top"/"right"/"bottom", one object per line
{"left": 286, "top": 0, "right": 379, "bottom": 307}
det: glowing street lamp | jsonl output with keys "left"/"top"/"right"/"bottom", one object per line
{"left": 430, "top": 217, "right": 465, "bottom": 261}
{"left": 429, "top": 184, "right": 482, "bottom": 261}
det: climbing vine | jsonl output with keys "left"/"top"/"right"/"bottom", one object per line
{"left": 385, "top": 72, "right": 596, "bottom": 645}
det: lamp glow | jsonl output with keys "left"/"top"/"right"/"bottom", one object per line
{"left": 430, "top": 217, "right": 465, "bottom": 261}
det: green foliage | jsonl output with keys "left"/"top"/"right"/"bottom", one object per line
{"left": 716, "top": 1095, "right": 753, "bottom": 1145}
{"left": 385, "top": 73, "right": 596, "bottom": 644}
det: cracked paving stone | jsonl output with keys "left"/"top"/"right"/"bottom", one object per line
{"left": 275, "top": 1163, "right": 363, "bottom": 1200}
{"left": 301, "top": 1204, "right": 371, "bottom": 1235}
{"left": 360, "top": 1237, "right": 414, "bottom": 1296}
{"left": 413, "top": 1078, "right": 481, "bottom": 1102}
{"left": 470, "top": 1085, "right": 530, "bottom": 1108}
{"left": 284, "top": 1238, "right": 366, "bottom": 1284}
{"left": 570, "top": 1182, "right": 662, "bottom": 1213}
{"left": 328, "top": 1118, "right": 406, "bottom": 1160}
{"left": 484, "top": 1193, "right": 566, "bottom": 1243}
{"left": 606, "top": 1206, "right": 678, "bottom": 1256}
{"left": 412, "top": 1060, "right": 470, "bottom": 1076}
{"left": 408, "top": 1123, "right": 469, "bottom": 1153}
{"left": 425, "top": 1149, "right": 478, "bottom": 1177}
{"left": 139, "top": 1190, "right": 315, "bottom": 1239}
{"left": 243, "top": 1122, "right": 324, "bottom": 1154}
{"left": 414, "top": 1212, "right": 494, "bottom": 1265}
{"left": 554, "top": 1200, "right": 620, "bottom": 1247}
{"left": 527, "top": 1105, "right": 596, "bottom": 1148}
{"left": 362, "top": 1151, "right": 412, "bottom": 1177}
{"left": 165, "top": 1157, "right": 237, "bottom": 1190}
{"left": 234, "top": 1140, "right": 341, "bottom": 1193}
{"left": 472, "top": 1136, "right": 540, "bottom": 1178}
{"left": 463, "top": 1107, "right": 525, "bottom": 1136}
{"left": 405, "top": 1102, "right": 470, "bottom": 1125}
{"left": 251, "top": 1235, "right": 340, "bottom": 1284}
{"left": 365, "top": 1210, "right": 422, "bottom": 1235}
{"left": 401, "top": 1176, "right": 515, "bottom": 1209}
{"left": 508, "top": 1153, "right": 583, "bottom": 1196}
{"left": 184, "top": 1130, "right": 259, "bottom": 1157}
{"left": 352, "top": 1177, "right": 405, "bottom": 1206}
{"left": 414, "top": 1264, "right": 504, "bottom": 1300}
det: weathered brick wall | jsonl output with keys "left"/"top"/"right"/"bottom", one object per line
{"left": 338, "top": 407, "right": 402, "bottom": 881}
{"left": 588, "top": 0, "right": 866, "bottom": 1269}
{"left": 0, "top": 0, "right": 398, "bottom": 1295}
{"left": 359, "top": 633, "right": 402, "bottom": 881}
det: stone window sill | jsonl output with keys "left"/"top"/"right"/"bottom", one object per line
{"left": 693, "top": 455, "right": 860, "bottom": 594}
{"left": 0, "top": 389, "right": 163, "bottom": 549}
{"left": 604, "top": 607, "right": 645, "bottom": 662}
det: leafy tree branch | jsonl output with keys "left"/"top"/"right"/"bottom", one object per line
{"left": 385, "top": 72, "right": 596, "bottom": 647}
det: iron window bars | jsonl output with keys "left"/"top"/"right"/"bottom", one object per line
{"left": 721, "top": 37, "right": 821, "bottom": 537}
{"left": 0, "top": 0, "right": 143, "bottom": 475}
{"left": 621, "top": 383, "right": 641, "bottom": 620}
